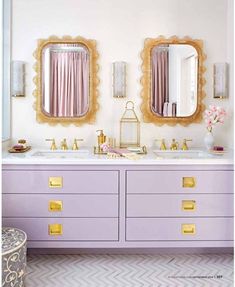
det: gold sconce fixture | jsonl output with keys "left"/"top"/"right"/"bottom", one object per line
{"left": 120, "top": 101, "right": 140, "bottom": 148}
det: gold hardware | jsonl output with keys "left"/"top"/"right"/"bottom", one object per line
{"left": 155, "top": 139, "right": 167, "bottom": 150}
{"left": 48, "top": 224, "right": 63, "bottom": 235}
{"left": 49, "top": 200, "right": 63, "bottom": 212}
{"left": 170, "top": 139, "right": 178, "bottom": 150}
{"left": 49, "top": 177, "right": 63, "bottom": 188}
{"left": 182, "top": 200, "right": 196, "bottom": 211}
{"left": 182, "top": 139, "right": 192, "bottom": 150}
{"left": 140, "top": 36, "right": 206, "bottom": 126}
{"left": 182, "top": 177, "right": 196, "bottom": 188}
{"left": 46, "top": 138, "right": 57, "bottom": 150}
{"left": 182, "top": 224, "right": 196, "bottom": 235}
{"left": 72, "top": 138, "right": 83, "bottom": 150}
{"left": 61, "top": 138, "right": 68, "bottom": 150}
{"left": 96, "top": 130, "right": 106, "bottom": 146}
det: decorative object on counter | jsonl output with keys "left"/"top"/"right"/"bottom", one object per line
{"left": 11, "top": 61, "right": 25, "bottom": 97}
{"left": 140, "top": 36, "right": 206, "bottom": 126}
{"left": 8, "top": 139, "right": 31, "bottom": 153}
{"left": 213, "top": 63, "right": 228, "bottom": 99}
{"left": 112, "top": 61, "right": 126, "bottom": 98}
{"left": 209, "top": 146, "right": 226, "bottom": 155}
{"left": 204, "top": 105, "right": 227, "bottom": 150}
{"left": 94, "top": 130, "right": 107, "bottom": 154}
{"left": 33, "top": 36, "right": 99, "bottom": 126}
{"left": 2, "top": 227, "right": 27, "bottom": 287}
{"left": 120, "top": 101, "right": 140, "bottom": 148}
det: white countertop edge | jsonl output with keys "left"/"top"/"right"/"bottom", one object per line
{"left": 2, "top": 148, "right": 233, "bottom": 165}
{"left": 2, "top": 158, "right": 233, "bottom": 165}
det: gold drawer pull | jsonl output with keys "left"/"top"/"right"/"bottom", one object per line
{"left": 48, "top": 224, "right": 63, "bottom": 236}
{"left": 182, "top": 200, "right": 196, "bottom": 211}
{"left": 182, "top": 177, "right": 196, "bottom": 188}
{"left": 49, "top": 200, "right": 63, "bottom": 212}
{"left": 49, "top": 177, "right": 63, "bottom": 188}
{"left": 182, "top": 224, "right": 196, "bottom": 235}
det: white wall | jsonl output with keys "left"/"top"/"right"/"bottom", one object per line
{"left": 11, "top": 0, "right": 233, "bottom": 148}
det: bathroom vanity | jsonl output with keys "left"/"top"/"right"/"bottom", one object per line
{"left": 2, "top": 149, "right": 233, "bottom": 249}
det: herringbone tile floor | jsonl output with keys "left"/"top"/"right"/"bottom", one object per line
{"left": 25, "top": 254, "right": 233, "bottom": 287}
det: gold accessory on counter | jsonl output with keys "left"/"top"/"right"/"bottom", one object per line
{"left": 170, "top": 139, "right": 179, "bottom": 150}
{"left": 46, "top": 138, "right": 57, "bottom": 150}
{"left": 72, "top": 138, "right": 84, "bottom": 150}
{"left": 49, "top": 177, "right": 63, "bottom": 188}
{"left": 94, "top": 130, "right": 107, "bottom": 154}
{"left": 181, "top": 139, "right": 192, "bottom": 150}
{"left": 155, "top": 139, "right": 167, "bottom": 150}
{"left": 8, "top": 146, "right": 31, "bottom": 153}
{"left": 120, "top": 101, "right": 140, "bottom": 148}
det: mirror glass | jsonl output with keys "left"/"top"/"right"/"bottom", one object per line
{"left": 151, "top": 44, "right": 198, "bottom": 117}
{"left": 42, "top": 43, "right": 89, "bottom": 118}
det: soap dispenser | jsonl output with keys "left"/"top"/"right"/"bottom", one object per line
{"left": 96, "top": 130, "right": 106, "bottom": 146}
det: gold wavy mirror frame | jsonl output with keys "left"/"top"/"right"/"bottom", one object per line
{"left": 33, "top": 36, "right": 99, "bottom": 126}
{"left": 140, "top": 36, "right": 206, "bottom": 126}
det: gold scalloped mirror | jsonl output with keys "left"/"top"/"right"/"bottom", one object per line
{"left": 140, "top": 36, "right": 206, "bottom": 126}
{"left": 33, "top": 36, "right": 99, "bottom": 126}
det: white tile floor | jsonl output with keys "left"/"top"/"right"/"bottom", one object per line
{"left": 25, "top": 254, "right": 233, "bottom": 287}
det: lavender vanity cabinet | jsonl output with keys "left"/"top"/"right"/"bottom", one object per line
{"left": 2, "top": 164, "right": 233, "bottom": 249}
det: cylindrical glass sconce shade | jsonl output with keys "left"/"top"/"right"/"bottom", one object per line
{"left": 11, "top": 61, "right": 25, "bottom": 97}
{"left": 112, "top": 61, "right": 126, "bottom": 98}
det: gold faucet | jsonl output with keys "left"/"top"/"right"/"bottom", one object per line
{"left": 182, "top": 139, "right": 192, "bottom": 150}
{"left": 170, "top": 139, "right": 178, "bottom": 150}
{"left": 46, "top": 138, "right": 57, "bottom": 150}
{"left": 155, "top": 139, "right": 167, "bottom": 150}
{"left": 61, "top": 138, "right": 68, "bottom": 150}
{"left": 72, "top": 139, "right": 84, "bottom": 150}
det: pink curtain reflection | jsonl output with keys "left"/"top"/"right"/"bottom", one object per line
{"left": 151, "top": 48, "right": 169, "bottom": 116}
{"left": 49, "top": 51, "right": 89, "bottom": 117}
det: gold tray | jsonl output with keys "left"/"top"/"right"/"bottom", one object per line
{"left": 8, "top": 146, "right": 31, "bottom": 153}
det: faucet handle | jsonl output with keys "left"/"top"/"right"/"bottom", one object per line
{"left": 155, "top": 139, "right": 167, "bottom": 150}
{"left": 182, "top": 139, "right": 192, "bottom": 150}
{"left": 46, "top": 138, "right": 57, "bottom": 150}
{"left": 72, "top": 138, "right": 84, "bottom": 150}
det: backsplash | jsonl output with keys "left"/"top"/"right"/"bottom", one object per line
{"left": 11, "top": 0, "right": 233, "bottom": 148}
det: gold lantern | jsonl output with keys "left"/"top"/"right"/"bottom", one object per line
{"left": 120, "top": 101, "right": 140, "bottom": 148}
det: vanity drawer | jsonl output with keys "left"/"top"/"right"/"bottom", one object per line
{"left": 3, "top": 194, "right": 118, "bottom": 217}
{"left": 126, "top": 218, "right": 233, "bottom": 241}
{"left": 2, "top": 170, "right": 119, "bottom": 194}
{"left": 127, "top": 170, "right": 233, "bottom": 194}
{"left": 3, "top": 218, "right": 118, "bottom": 241}
{"left": 127, "top": 194, "right": 233, "bottom": 217}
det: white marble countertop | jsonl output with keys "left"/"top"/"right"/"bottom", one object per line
{"left": 2, "top": 147, "right": 233, "bottom": 165}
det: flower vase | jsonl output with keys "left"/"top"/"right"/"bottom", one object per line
{"left": 204, "top": 131, "right": 214, "bottom": 150}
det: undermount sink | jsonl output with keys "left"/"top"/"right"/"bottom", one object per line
{"left": 153, "top": 149, "right": 207, "bottom": 159}
{"left": 32, "top": 150, "right": 90, "bottom": 159}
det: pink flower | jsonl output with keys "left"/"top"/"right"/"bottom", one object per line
{"left": 209, "top": 105, "right": 217, "bottom": 112}
{"left": 205, "top": 109, "right": 213, "bottom": 116}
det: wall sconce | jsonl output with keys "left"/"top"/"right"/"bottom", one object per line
{"left": 213, "top": 63, "right": 228, "bottom": 99}
{"left": 11, "top": 61, "right": 25, "bottom": 97}
{"left": 120, "top": 101, "right": 140, "bottom": 148}
{"left": 112, "top": 61, "right": 126, "bottom": 98}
